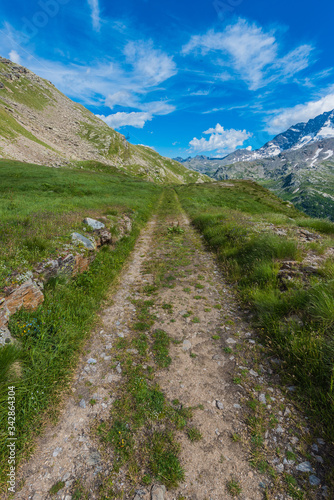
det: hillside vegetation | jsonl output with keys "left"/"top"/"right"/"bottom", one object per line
{"left": 1, "top": 169, "right": 334, "bottom": 496}
{"left": 0, "top": 160, "right": 160, "bottom": 485}
{"left": 177, "top": 180, "right": 334, "bottom": 440}
{"left": 0, "top": 57, "right": 208, "bottom": 185}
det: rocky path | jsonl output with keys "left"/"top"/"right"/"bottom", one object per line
{"left": 13, "top": 191, "right": 326, "bottom": 500}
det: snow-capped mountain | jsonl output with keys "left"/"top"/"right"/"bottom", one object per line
{"left": 218, "top": 109, "right": 334, "bottom": 165}
{"left": 176, "top": 110, "right": 334, "bottom": 220}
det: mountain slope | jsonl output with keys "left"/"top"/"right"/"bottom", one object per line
{"left": 177, "top": 110, "right": 334, "bottom": 219}
{"left": 213, "top": 138, "right": 334, "bottom": 219}
{"left": 0, "top": 56, "right": 208, "bottom": 185}
{"left": 177, "top": 109, "right": 334, "bottom": 175}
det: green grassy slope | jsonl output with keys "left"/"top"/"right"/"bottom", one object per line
{"left": 0, "top": 160, "right": 161, "bottom": 489}
{"left": 177, "top": 180, "right": 334, "bottom": 441}
{"left": 0, "top": 57, "right": 209, "bottom": 185}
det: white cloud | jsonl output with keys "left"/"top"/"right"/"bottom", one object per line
{"left": 124, "top": 40, "right": 177, "bottom": 86}
{"left": 183, "top": 19, "right": 313, "bottom": 90}
{"left": 265, "top": 92, "right": 334, "bottom": 134}
{"left": 189, "top": 123, "right": 252, "bottom": 154}
{"left": 98, "top": 100, "right": 175, "bottom": 129}
{"left": 87, "top": 0, "right": 101, "bottom": 32}
{"left": 189, "top": 89, "right": 211, "bottom": 96}
{"left": 105, "top": 91, "right": 136, "bottom": 109}
{"left": 9, "top": 50, "right": 21, "bottom": 64}
{"left": 98, "top": 112, "right": 152, "bottom": 129}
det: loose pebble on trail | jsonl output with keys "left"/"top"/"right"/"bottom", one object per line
{"left": 13, "top": 191, "right": 325, "bottom": 499}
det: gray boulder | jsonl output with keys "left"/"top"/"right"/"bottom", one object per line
{"left": 83, "top": 217, "right": 105, "bottom": 230}
{"left": 0, "top": 327, "right": 13, "bottom": 346}
{"left": 71, "top": 232, "right": 96, "bottom": 250}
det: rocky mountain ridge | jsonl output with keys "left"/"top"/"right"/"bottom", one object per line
{"left": 176, "top": 110, "right": 334, "bottom": 219}
{"left": 0, "top": 56, "right": 208, "bottom": 185}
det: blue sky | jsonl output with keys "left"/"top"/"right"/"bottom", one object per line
{"left": 0, "top": 0, "right": 333, "bottom": 158}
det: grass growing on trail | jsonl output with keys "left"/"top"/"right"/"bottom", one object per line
{"left": 177, "top": 181, "right": 334, "bottom": 440}
{"left": 98, "top": 190, "right": 200, "bottom": 496}
{"left": 0, "top": 161, "right": 160, "bottom": 491}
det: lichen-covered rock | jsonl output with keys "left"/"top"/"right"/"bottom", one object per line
{"left": 0, "top": 279, "right": 44, "bottom": 329}
{"left": 71, "top": 232, "right": 96, "bottom": 250}
{"left": 73, "top": 254, "right": 91, "bottom": 275}
{"left": 83, "top": 217, "right": 105, "bottom": 230}
{"left": 5, "top": 279, "right": 44, "bottom": 315}
{"left": 0, "top": 326, "right": 13, "bottom": 346}
{"left": 98, "top": 230, "right": 112, "bottom": 246}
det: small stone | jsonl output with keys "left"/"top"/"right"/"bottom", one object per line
{"left": 311, "top": 444, "right": 319, "bottom": 452}
{"left": 276, "top": 425, "right": 284, "bottom": 434}
{"left": 309, "top": 475, "right": 321, "bottom": 486}
{"left": 284, "top": 407, "right": 291, "bottom": 417}
{"left": 276, "top": 463, "right": 284, "bottom": 474}
{"left": 116, "top": 363, "right": 122, "bottom": 374}
{"left": 233, "top": 404, "right": 241, "bottom": 409}
{"left": 296, "top": 461, "right": 314, "bottom": 473}
{"left": 283, "top": 458, "right": 295, "bottom": 465}
{"left": 226, "top": 338, "right": 236, "bottom": 344}
{"left": 52, "top": 447, "right": 62, "bottom": 457}
{"left": 87, "top": 358, "right": 97, "bottom": 364}
{"left": 87, "top": 451, "right": 101, "bottom": 465}
{"left": 248, "top": 339, "right": 255, "bottom": 344}
{"left": 317, "top": 438, "right": 325, "bottom": 445}
{"left": 79, "top": 399, "right": 86, "bottom": 409}
{"left": 315, "top": 456, "right": 324, "bottom": 464}
{"left": 259, "top": 393, "right": 266, "bottom": 404}
{"left": 216, "top": 400, "right": 224, "bottom": 410}
{"left": 290, "top": 437, "right": 299, "bottom": 445}
{"left": 288, "top": 386, "right": 296, "bottom": 392}
{"left": 322, "top": 486, "right": 329, "bottom": 498}
{"left": 249, "top": 369, "right": 258, "bottom": 377}
{"left": 151, "top": 484, "right": 166, "bottom": 500}
{"left": 182, "top": 340, "right": 192, "bottom": 351}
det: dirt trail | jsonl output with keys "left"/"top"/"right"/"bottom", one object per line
{"left": 14, "top": 217, "right": 158, "bottom": 500}
{"left": 13, "top": 193, "right": 306, "bottom": 499}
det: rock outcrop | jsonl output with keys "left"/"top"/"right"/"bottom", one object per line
{"left": 0, "top": 280, "right": 44, "bottom": 330}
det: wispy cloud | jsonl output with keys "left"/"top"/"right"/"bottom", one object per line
{"left": 8, "top": 49, "right": 21, "bottom": 64}
{"left": 189, "top": 123, "right": 252, "bottom": 154}
{"left": 183, "top": 19, "right": 314, "bottom": 91}
{"left": 0, "top": 23, "right": 177, "bottom": 129}
{"left": 124, "top": 40, "right": 177, "bottom": 87}
{"left": 265, "top": 90, "right": 334, "bottom": 134}
{"left": 99, "top": 101, "right": 175, "bottom": 128}
{"left": 87, "top": 0, "right": 101, "bottom": 32}
{"left": 98, "top": 111, "right": 152, "bottom": 129}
